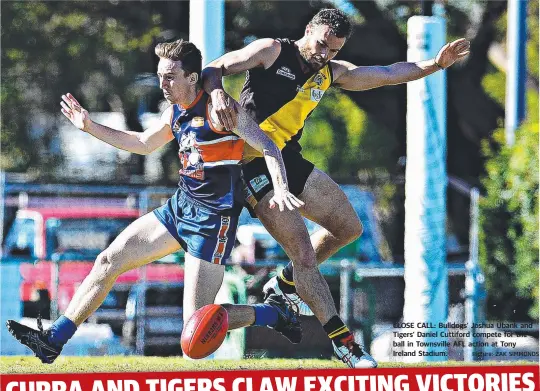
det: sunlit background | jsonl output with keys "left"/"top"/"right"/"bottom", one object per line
{"left": 1, "top": 0, "right": 538, "bottom": 363}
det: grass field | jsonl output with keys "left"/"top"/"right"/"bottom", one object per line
{"left": 1, "top": 356, "right": 536, "bottom": 374}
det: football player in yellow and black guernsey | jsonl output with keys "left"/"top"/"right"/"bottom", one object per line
{"left": 203, "top": 8, "right": 470, "bottom": 368}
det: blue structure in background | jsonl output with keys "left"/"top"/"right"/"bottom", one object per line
{"left": 505, "top": 0, "right": 528, "bottom": 145}
{"left": 0, "top": 261, "right": 26, "bottom": 355}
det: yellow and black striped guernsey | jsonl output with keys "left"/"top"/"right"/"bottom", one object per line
{"left": 239, "top": 38, "right": 333, "bottom": 159}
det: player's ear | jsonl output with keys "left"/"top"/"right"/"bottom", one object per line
{"left": 188, "top": 73, "right": 199, "bottom": 86}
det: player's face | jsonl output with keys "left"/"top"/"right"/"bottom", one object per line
{"left": 300, "top": 24, "right": 346, "bottom": 71}
{"left": 157, "top": 58, "right": 194, "bottom": 104}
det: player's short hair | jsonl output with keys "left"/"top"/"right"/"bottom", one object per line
{"left": 155, "top": 39, "right": 202, "bottom": 79}
{"left": 308, "top": 8, "right": 353, "bottom": 39}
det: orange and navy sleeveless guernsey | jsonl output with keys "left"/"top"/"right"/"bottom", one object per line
{"left": 169, "top": 90, "right": 245, "bottom": 212}
{"left": 239, "top": 38, "right": 333, "bottom": 159}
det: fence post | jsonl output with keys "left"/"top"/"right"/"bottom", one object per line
{"left": 355, "top": 277, "right": 376, "bottom": 351}
{"left": 0, "top": 171, "right": 5, "bottom": 253}
{"left": 135, "top": 190, "right": 150, "bottom": 355}
{"left": 135, "top": 271, "right": 147, "bottom": 356}
{"left": 464, "top": 188, "right": 486, "bottom": 361}
{"left": 50, "top": 251, "right": 61, "bottom": 321}
{"left": 340, "top": 259, "right": 353, "bottom": 327}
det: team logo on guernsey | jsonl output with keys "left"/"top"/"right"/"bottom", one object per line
{"left": 276, "top": 66, "right": 296, "bottom": 80}
{"left": 179, "top": 132, "right": 197, "bottom": 153}
{"left": 179, "top": 132, "right": 204, "bottom": 179}
{"left": 311, "top": 88, "right": 324, "bottom": 102}
{"left": 313, "top": 72, "right": 326, "bottom": 87}
{"left": 191, "top": 116, "right": 205, "bottom": 127}
{"left": 250, "top": 175, "right": 270, "bottom": 193}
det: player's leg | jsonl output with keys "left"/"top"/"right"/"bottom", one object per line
{"left": 300, "top": 167, "right": 363, "bottom": 263}
{"left": 6, "top": 212, "right": 181, "bottom": 363}
{"left": 181, "top": 208, "right": 301, "bottom": 343}
{"left": 254, "top": 190, "right": 376, "bottom": 368}
{"left": 296, "top": 171, "right": 376, "bottom": 367}
{"left": 271, "top": 167, "right": 363, "bottom": 297}
{"left": 182, "top": 253, "right": 248, "bottom": 326}
{"left": 253, "top": 198, "right": 336, "bottom": 324}
{"left": 64, "top": 212, "right": 181, "bottom": 324}
{"left": 243, "top": 151, "right": 376, "bottom": 367}
{"left": 182, "top": 254, "right": 296, "bottom": 332}
{"left": 244, "top": 150, "right": 341, "bottom": 321}
{"left": 244, "top": 148, "right": 318, "bottom": 317}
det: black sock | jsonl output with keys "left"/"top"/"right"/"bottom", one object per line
{"left": 323, "top": 315, "right": 354, "bottom": 346}
{"left": 277, "top": 263, "right": 296, "bottom": 294}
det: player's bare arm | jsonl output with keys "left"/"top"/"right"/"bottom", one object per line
{"left": 332, "top": 38, "right": 470, "bottom": 91}
{"left": 60, "top": 93, "right": 174, "bottom": 155}
{"left": 211, "top": 101, "right": 303, "bottom": 212}
{"left": 201, "top": 39, "right": 281, "bottom": 131}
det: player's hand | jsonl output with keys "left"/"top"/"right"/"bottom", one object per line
{"left": 269, "top": 188, "right": 305, "bottom": 212}
{"left": 60, "top": 93, "right": 91, "bottom": 131}
{"left": 434, "top": 38, "right": 470, "bottom": 69}
{"left": 210, "top": 89, "right": 238, "bottom": 131}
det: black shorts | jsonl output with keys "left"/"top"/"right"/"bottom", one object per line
{"left": 242, "top": 146, "right": 315, "bottom": 215}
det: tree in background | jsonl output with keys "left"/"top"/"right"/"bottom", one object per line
{"left": 480, "top": 123, "right": 539, "bottom": 321}
{"left": 224, "top": 0, "right": 532, "bottom": 260}
{"left": 2, "top": 0, "right": 538, "bottom": 285}
{"left": 1, "top": 1, "right": 189, "bottom": 178}
{"left": 479, "top": 0, "right": 539, "bottom": 321}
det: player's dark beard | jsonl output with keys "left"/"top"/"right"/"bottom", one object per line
{"left": 298, "top": 44, "right": 323, "bottom": 71}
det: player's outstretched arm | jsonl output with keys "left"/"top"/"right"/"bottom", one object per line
{"left": 201, "top": 39, "right": 281, "bottom": 131}
{"left": 215, "top": 102, "right": 303, "bottom": 212}
{"left": 332, "top": 38, "right": 470, "bottom": 91}
{"left": 60, "top": 93, "right": 174, "bottom": 155}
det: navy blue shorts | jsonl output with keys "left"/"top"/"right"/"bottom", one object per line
{"left": 153, "top": 190, "right": 238, "bottom": 265}
{"left": 243, "top": 146, "right": 314, "bottom": 216}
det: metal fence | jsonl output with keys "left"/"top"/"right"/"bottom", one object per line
{"left": 7, "top": 176, "right": 532, "bottom": 361}
{"left": 1, "top": 251, "right": 471, "bottom": 356}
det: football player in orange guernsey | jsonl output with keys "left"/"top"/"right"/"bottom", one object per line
{"left": 7, "top": 39, "right": 305, "bottom": 364}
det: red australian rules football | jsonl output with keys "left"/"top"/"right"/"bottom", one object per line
{"left": 181, "top": 304, "right": 229, "bottom": 359}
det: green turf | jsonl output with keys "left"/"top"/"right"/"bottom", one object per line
{"left": 0, "top": 356, "right": 536, "bottom": 374}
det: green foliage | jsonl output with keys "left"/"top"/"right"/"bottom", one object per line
{"left": 301, "top": 89, "right": 399, "bottom": 176}
{"left": 481, "top": 68, "right": 506, "bottom": 108}
{"left": 527, "top": 0, "right": 539, "bottom": 79}
{"left": 1, "top": 2, "right": 164, "bottom": 174}
{"left": 0, "top": 77, "right": 34, "bottom": 171}
{"left": 471, "top": 0, "right": 539, "bottom": 321}
{"left": 479, "top": 123, "right": 539, "bottom": 320}
{"left": 223, "top": 73, "right": 246, "bottom": 101}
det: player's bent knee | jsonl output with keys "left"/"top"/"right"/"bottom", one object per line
{"left": 287, "top": 245, "right": 317, "bottom": 269}
{"left": 348, "top": 219, "right": 363, "bottom": 242}
{"left": 334, "top": 217, "right": 363, "bottom": 245}
{"left": 291, "top": 254, "right": 318, "bottom": 270}
{"left": 91, "top": 250, "right": 122, "bottom": 281}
